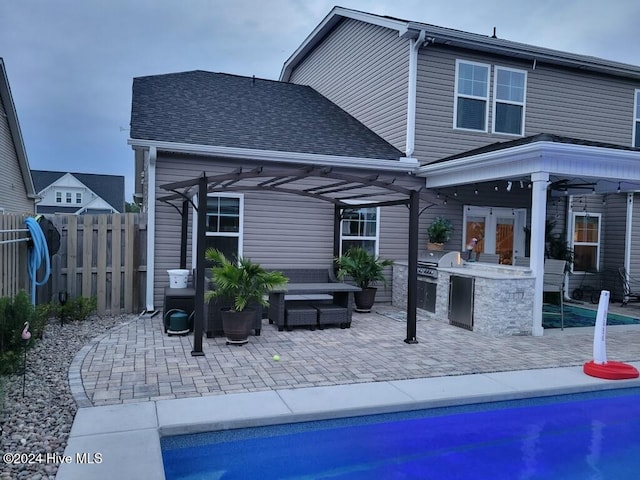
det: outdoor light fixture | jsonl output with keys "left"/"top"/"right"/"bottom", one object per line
{"left": 617, "top": 182, "right": 621, "bottom": 193}
{"left": 494, "top": 185, "right": 499, "bottom": 191}
{"left": 58, "top": 290, "right": 68, "bottom": 327}
{"left": 506, "top": 181, "right": 512, "bottom": 192}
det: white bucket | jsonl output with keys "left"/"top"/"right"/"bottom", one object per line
{"left": 167, "top": 269, "right": 190, "bottom": 288}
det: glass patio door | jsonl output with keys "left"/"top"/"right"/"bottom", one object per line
{"left": 463, "top": 206, "right": 526, "bottom": 264}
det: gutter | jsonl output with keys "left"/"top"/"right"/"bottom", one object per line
{"left": 127, "top": 139, "right": 419, "bottom": 172}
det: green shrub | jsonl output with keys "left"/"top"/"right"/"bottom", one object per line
{"left": 55, "top": 296, "right": 97, "bottom": 322}
{"left": 0, "top": 290, "right": 37, "bottom": 375}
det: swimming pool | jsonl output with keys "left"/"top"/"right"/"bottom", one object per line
{"left": 543, "top": 304, "right": 640, "bottom": 328}
{"left": 162, "top": 387, "right": 640, "bottom": 479}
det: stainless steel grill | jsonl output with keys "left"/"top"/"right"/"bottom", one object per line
{"left": 416, "top": 251, "right": 461, "bottom": 313}
{"left": 417, "top": 251, "right": 461, "bottom": 278}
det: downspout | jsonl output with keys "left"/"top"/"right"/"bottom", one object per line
{"left": 145, "top": 146, "right": 157, "bottom": 312}
{"left": 405, "top": 30, "right": 427, "bottom": 159}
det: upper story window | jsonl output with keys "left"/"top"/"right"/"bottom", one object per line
{"left": 634, "top": 89, "right": 640, "bottom": 148}
{"left": 56, "top": 191, "right": 62, "bottom": 203}
{"left": 340, "top": 206, "right": 380, "bottom": 256}
{"left": 65, "top": 192, "right": 72, "bottom": 204}
{"left": 75, "top": 192, "right": 82, "bottom": 204}
{"left": 493, "top": 67, "right": 526, "bottom": 135}
{"left": 454, "top": 60, "right": 489, "bottom": 131}
{"left": 572, "top": 213, "right": 601, "bottom": 272}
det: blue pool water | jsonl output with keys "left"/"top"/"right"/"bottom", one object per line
{"left": 543, "top": 304, "right": 640, "bottom": 328}
{"left": 162, "top": 387, "right": 640, "bottom": 479}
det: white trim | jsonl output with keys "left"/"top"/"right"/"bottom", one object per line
{"left": 491, "top": 66, "right": 527, "bottom": 136}
{"left": 633, "top": 89, "right": 640, "bottom": 148}
{"left": 145, "top": 147, "right": 157, "bottom": 312}
{"left": 625, "top": 192, "right": 633, "bottom": 276}
{"left": 127, "top": 139, "right": 417, "bottom": 172}
{"left": 419, "top": 141, "right": 640, "bottom": 188}
{"left": 453, "top": 59, "right": 490, "bottom": 132}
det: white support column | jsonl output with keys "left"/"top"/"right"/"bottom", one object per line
{"left": 625, "top": 192, "right": 633, "bottom": 275}
{"left": 530, "top": 172, "right": 549, "bottom": 336}
{"left": 145, "top": 147, "right": 157, "bottom": 312}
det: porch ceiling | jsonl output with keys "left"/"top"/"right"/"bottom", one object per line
{"left": 418, "top": 136, "right": 640, "bottom": 195}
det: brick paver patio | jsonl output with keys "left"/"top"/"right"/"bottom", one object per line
{"left": 70, "top": 306, "right": 640, "bottom": 407}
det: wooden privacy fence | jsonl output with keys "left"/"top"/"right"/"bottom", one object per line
{"left": 47, "top": 213, "right": 147, "bottom": 315}
{"left": 0, "top": 213, "right": 147, "bottom": 315}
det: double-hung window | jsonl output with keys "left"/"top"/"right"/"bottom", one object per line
{"left": 572, "top": 213, "right": 601, "bottom": 272}
{"left": 493, "top": 67, "right": 526, "bottom": 135}
{"left": 634, "top": 89, "right": 640, "bottom": 148}
{"left": 340, "top": 206, "right": 379, "bottom": 255}
{"left": 204, "top": 194, "right": 243, "bottom": 263}
{"left": 55, "top": 191, "right": 62, "bottom": 203}
{"left": 454, "top": 60, "right": 489, "bottom": 131}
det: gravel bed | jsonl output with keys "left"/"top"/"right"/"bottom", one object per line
{"left": 0, "top": 315, "right": 130, "bottom": 479}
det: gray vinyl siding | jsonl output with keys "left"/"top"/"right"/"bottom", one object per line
{"left": 152, "top": 154, "right": 427, "bottom": 307}
{"left": 414, "top": 46, "right": 639, "bottom": 163}
{"left": 288, "top": 18, "right": 409, "bottom": 152}
{"left": 0, "top": 97, "right": 32, "bottom": 213}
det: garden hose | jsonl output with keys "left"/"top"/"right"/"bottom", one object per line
{"left": 25, "top": 216, "right": 51, "bottom": 304}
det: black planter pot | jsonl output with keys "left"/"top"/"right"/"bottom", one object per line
{"left": 354, "top": 287, "right": 377, "bottom": 313}
{"left": 221, "top": 308, "right": 255, "bottom": 345}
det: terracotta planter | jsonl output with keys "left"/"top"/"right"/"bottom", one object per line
{"left": 354, "top": 287, "right": 377, "bottom": 313}
{"left": 221, "top": 308, "right": 255, "bottom": 345}
{"left": 427, "top": 242, "right": 444, "bottom": 251}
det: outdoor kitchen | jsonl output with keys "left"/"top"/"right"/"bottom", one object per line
{"left": 392, "top": 251, "right": 535, "bottom": 336}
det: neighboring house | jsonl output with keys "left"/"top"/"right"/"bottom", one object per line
{"left": 281, "top": 6, "right": 640, "bottom": 334}
{"left": 0, "top": 58, "right": 36, "bottom": 213}
{"left": 31, "top": 170, "right": 125, "bottom": 215}
{"left": 129, "top": 71, "right": 426, "bottom": 313}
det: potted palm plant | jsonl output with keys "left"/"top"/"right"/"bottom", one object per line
{"left": 335, "top": 247, "right": 393, "bottom": 312}
{"left": 205, "top": 249, "right": 287, "bottom": 345}
{"left": 427, "top": 216, "right": 453, "bottom": 250}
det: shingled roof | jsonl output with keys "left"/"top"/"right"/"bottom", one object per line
{"left": 130, "top": 70, "right": 403, "bottom": 160}
{"left": 31, "top": 170, "right": 125, "bottom": 213}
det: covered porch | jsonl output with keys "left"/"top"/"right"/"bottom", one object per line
{"left": 418, "top": 133, "right": 640, "bottom": 336}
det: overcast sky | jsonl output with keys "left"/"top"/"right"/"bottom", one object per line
{"left": 2, "top": 0, "right": 639, "bottom": 202}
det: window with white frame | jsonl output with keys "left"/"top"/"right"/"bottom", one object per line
{"left": 204, "top": 194, "right": 243, "bottom": 262}
{"left": 572, "top": 213, "right": 601, "bottom": 272}
{"left": 55, "top": 191, "right": 62, "bottom": 203}
{"left": 340, "top": 206, "right": 379, "bottom": 255}
{"left": 634, "top": 89, "right": 640, "bottom": 148}
{"left": 454, "top": 60, "right": 490, "bottom": 131}
{"left": 75, "top": 192, "right": 82, "bottom": 204}
{"left": 65, "top": 192, "right": 72, "bottom": 204}
{"left": 493, "top": 67, "right": 526, "bottom": 135}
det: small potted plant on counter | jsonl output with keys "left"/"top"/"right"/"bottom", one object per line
{"left": 205, "top": 249, "right": 287, "bottom": 345}
{"left": 336, "top": 247, "right": 393, "bottom": 312}
{"left": 427, "top": 216, "right": 453, "bottom": 251}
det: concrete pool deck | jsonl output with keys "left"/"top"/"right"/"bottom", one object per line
{"left": 56, "top": 305, "right": 640, "bottom": 479}
{"left": 57, "top": 364, "right": 640, "bottom": 479}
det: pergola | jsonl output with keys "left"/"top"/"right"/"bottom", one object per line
{"left": 159, "top": 165, "right": 437, "bottom": 355}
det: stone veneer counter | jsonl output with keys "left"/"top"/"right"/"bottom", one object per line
{"left": 393, "top": 262, "right": 535, "bottom": 336}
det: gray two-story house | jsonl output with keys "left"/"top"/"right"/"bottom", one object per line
{"left": 131, "top": 7, "right": 640, "bottom": 337}
{"left": 281, "top": 6, "right": 640, "bottom": 334}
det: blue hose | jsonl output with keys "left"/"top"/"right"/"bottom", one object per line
{"left": 25, "top": 216, "right": 51, "bottom": 304}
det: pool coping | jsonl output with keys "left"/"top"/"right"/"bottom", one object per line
{"left": 55, "top": 363, "right": 640, "bottom": 480}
